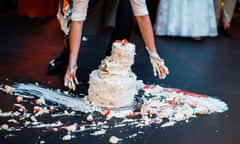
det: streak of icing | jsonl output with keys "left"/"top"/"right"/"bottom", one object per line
{"left": 0, "top": 81, "right": 229, "bottom": 142}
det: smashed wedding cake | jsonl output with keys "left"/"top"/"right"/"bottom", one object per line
{"left": 88, "top": 39, "right": 137, "bottom": 108}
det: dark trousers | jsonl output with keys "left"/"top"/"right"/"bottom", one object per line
{"left": 106, "top": 0, "right": 134, "bottom": 56}
{"left": 60, "top": 0, "right": 134, "bottom": 56}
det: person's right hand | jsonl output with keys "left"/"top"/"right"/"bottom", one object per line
{"left": 64, "top": 65, "right": 79, "bottom": 91}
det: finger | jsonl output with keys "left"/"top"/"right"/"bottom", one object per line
{"left": 162, "top": 66, "right": 168, "bottom": 79}
{"left": 164, "top": 66, "right": 169, "bottom": 75}
{"left": 157, "top": 67, "right": 163, "bottom": 79}
{"left": 157, "top": 65, "right": 164, "bottom": 79}
{"left": 64, "top": 78, "right": 68, "bottom": 87}
{"left": 72, "top": 77, "right": 76, "bottom": 91}
{"left": 64, "top": 75, "right": 69, "bottom": 87}
{"left": 74, "top": 78, "right": 79, "bottom": 85}
{"left": 151, "top": 60, "right": 156, "bottom": 76}
{"left": 71, "top": 80, "right": 76, "bottom": 91}
{"left": 151, "top": 58, "right": 157, "bottom": 76}
{"left": 70, "top": 73, "right": 77, "bottom": 90}
{"left": 160, "top": 71, "right": 166, "bottom": 79}
{"left": 73, "top": 74, "right": 79, "bottom": 85}
{"left": 157, "top": 61, "right": 167, "bottom": 79}
{"left": 69, "top": 77, "right": 75, "bottom": 91}
{"left": 153, "top": 63, "right": 158, "bottom": 77}
{"left": 161, "top": 64, "right": 168, "bottom": 75}
{"left": 163, "top": 66, "right": 169, "bottom": 78}
{"left": 67, "top": 79, "right": 72, "bottom": 90}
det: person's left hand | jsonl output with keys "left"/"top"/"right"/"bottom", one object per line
{"left": 64, "top": 65, "right": 79, "bottom": 91}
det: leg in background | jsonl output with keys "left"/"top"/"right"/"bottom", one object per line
{"left": 223, "top": 0, "right": 237, "bottom": 29}
{"left": 222, "top": 0, "right": 237, "bottom": 37}
{"left": 48, "top": 35, "right": 70, "bottom": 74}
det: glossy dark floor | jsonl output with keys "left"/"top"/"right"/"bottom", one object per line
{"left": 1, "top": 8, "right": 240, "bottom": 144}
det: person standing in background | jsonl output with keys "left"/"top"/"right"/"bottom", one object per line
{"left": 214, "top": 0, "right": 237, "bottom": 37}
{"left": 154, "top": 0, "right": 218, "bottom": 40}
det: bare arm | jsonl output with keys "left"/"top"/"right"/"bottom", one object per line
{"left": 64, "top": 21, "right": 84, "bottom": 91}
{"left": 135, "top": 15, "right": 156, "bottom": 53}
{"left": 135, "top": 15, "right": 169, "bottom": 79}
{"left": 64, "top": 0, "right": 89, "bottom": 90}
{"left": 69, "top": 20, "right": 84, "bottom": 68}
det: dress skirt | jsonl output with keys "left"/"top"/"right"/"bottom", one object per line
{"left": 154, "top": 0, "right": 218, "bottom": 37}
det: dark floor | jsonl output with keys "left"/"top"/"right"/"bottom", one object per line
{"left": 0, "top": 5, "right": 240, "bottom": 144}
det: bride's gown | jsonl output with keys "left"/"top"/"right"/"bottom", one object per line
{"left": 154, "top": 0, "right": 218, "bottom": 37}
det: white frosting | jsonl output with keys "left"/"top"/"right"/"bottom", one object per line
{"left": 88, "top": 40, "right": 137, "bottom": 108}
{"left": 111, "top": 42, "right": 135, "bottom": 66}
{"left": 99, "top": 57, "right": 130, "bottom": 77}
{"left": 88, "top": 70, "right": 137, "bottom": 108}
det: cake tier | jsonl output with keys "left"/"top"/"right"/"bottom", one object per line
{"left": 99, "top": 56, "right": 131, "bottom": 76}
{"left": 88, "top": 70, "right": 137, "bottom": 108}
{"left": 111, "top": 41, "right": 135, "bottom": 66}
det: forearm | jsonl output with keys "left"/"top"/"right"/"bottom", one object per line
{"left": 68, "top": 20, "right": 84, "bottom": 68}
{"left": 135, "top": 15, "right": 169, "bottom": 79}
{"left": 135, "top": 15, "right": 157, "bottom": 53}
{"left": 64, "top": 0, "right": 89, "bottom": 90}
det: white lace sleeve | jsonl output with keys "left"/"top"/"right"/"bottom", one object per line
{"left": 130, "top": 0, "right": 149, "bottom": 16}
{"left": 71, "top": 0, "right": 90, "bottom": 21}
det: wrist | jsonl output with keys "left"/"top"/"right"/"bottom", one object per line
{"left": 67, "top": 61, "right": 78, "bottom": 70}
{"left": 146, "top": 47, "right": 157, "bottom": 53}
{"left": 146, "top": 47, "right": 159, "bottom": 57}
{"left": 146, "top": 46, "right": 157, "bottom": 53}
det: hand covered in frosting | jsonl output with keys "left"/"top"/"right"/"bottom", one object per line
{"left": 64, "top": 65, "right": 79, "bottom": 91}
{"left": 147, "top": 48, "right": 169, "bottom": 79}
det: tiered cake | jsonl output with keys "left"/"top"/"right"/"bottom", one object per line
{"left": 88, "top": 40, "right": 137, "bottom": 108}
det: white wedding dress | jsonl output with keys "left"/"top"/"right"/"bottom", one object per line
{"left": 154, "top": 0, "right": 218, "bottom": 37}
